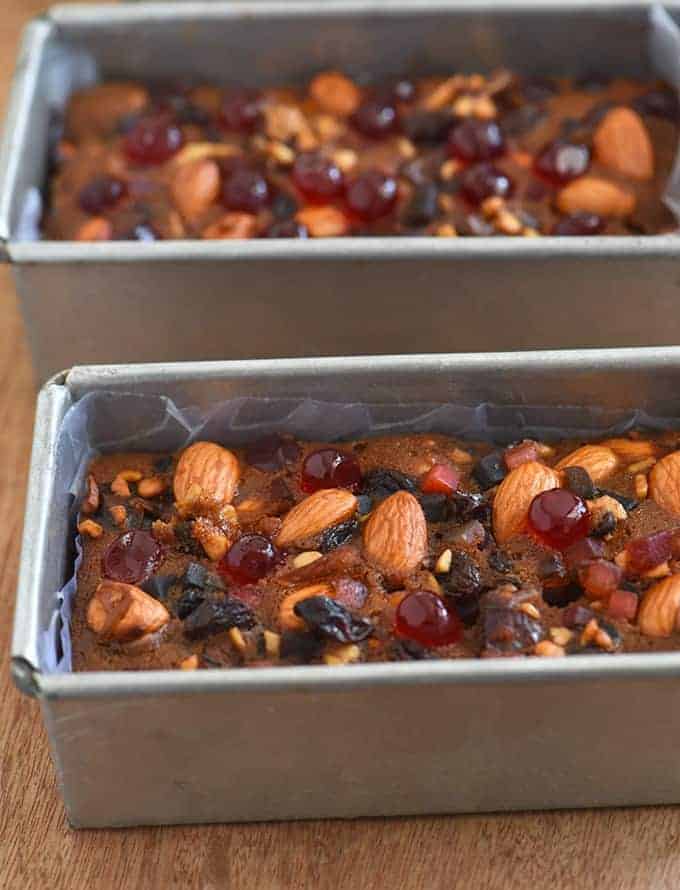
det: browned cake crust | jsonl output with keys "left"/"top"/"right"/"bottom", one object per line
{"left": 45, "top": 72, "right": 679, "bottom": 241}
{"left": 72, "top": 431, "right": 680, "bottom": 671}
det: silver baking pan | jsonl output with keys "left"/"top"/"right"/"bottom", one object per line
{"left": 12, "top": 348, "right": 680, "bottom": 829}
{"left": 2, "top": 2, "right": 680, "bottom": 381}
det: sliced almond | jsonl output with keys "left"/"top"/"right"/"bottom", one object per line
{"left": 492, "top": 461, "right": 561, "bottom": 545}
{"left": 556, "top": 176, "right": 636, "bottom": 219}
{"left": 276, "top": 489, "right": 358, "bottom": 548}
{"left": 362, "top": 491, "right": 427, "bottom": 581}
{"left": 279, "top": 583, "right": 334, "bottom": 631}
{"left": 309, "top": 71, "right": 361, "bottom": 117}
{"left": 638, "top": 575, "right": 680, "bottom": 637}
{"left": 170, "top": 159, "right": 220, "bottom": 222}
{"left": 593, "top": 107, "right": 654, "bottom": 181}
{"left": 174, "top": 441, "right": 240, "bottom": 509}
{"left": 649, "top": 451, "right": 680, "bottom": 517}
{"left": 555, "top": 444, "right": 619, "bottom": 483}
{"left": 87, "top": 579, "right": 170, "bottom": 642}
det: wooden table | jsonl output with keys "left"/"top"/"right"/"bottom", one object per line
{"left": 2, "top": 3, "right": 680, "bottom": 888}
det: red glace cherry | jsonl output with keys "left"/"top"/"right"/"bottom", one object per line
{"left": 102, "top": 530, "right": 163, "bottom": 584}
{"left": 301, "top": 448, "right": 362, "bottom": 493}
{"left": 123, "top": 115, "right": 184, "bottom": 165}
{"left": 459, "top": 163, "right": 512, "bottom": 204}
{"left": 396, "top": 591, "right": 462, "bottom": 647}
{"left": 528, "top": 488, "right": 590, "bottom": 550}
{"left": 219, "top": 534, "right": 280, "bottom": 585}
{"left": 78, "top": 175, "right": 127, "bottom": 214}
{"left": 220, "top": 88, "right": 262, "bottom": 133}
{"left": 346, "top": 171, "right": 398, "bottom": 221}
{"left": 534, "top": 140, "right": 590, "bottom": 184}
{"left": 292, "top": 152, "right": 345, "bottom": 202}
{"left": 447, "top": 119, "right": 505, "bottom": 162}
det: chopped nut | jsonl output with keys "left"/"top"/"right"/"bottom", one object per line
{"left": 628, "top": 458, "right": 656, "bottom": 474}
{"left": 589, "top": 495, "right": 627, "bottom": 525}
{"left": 495, "top": 209, "right": 523, "bottom": 235}
{"left": 173, "top": 142, "right": 240, "bottom": 165}
{"left": 439, "top": 159, "right": 462, "bottom": 180}
{"left": 296, "top": 205, "right": 348, "bottom": 237}
{"left": 170, "top": 158, "right": 220, "bottom": 221}
{"left": 452, "top": 95, "right": 475, "bottom": 117}
{"left": 228, "top": 627, "right": 247, "bottom": 653}
{"left": 192, "top": 517, "right": 230, "bottom": 562}
{"left": 523, "top": 227, "right": 541, "bottom": 237}
{"left": 614, "top": 551, "right": 629, "bottom": 570}
{"left": 435, "top": 548, "right": 453, "bottom": 575}
{"left": 471, "top": 95, "right": 497, "bottom": 119}
{"left": 152, "top": 519, "right": 176, "bottom": 544}
{"left": 313, "top": 114, "right": 346, "bottom": 142}
{"left": 179, "top": 654, "right": 199, "bottom": 671}
{"left": 422, "top": 571, "right": 443, "bottom": 595}
{"left": 78, "top": 519, "right": 103, "bottom": 539}
{"left": 111, "top": 469, "right": 143, "bottom": 498}
{"left": 581, "top": 618, "right": 599, "bottom": 646}
{"left": 323, "top": 643, "right": 361, "bottom": 665}
{"left": 396, "top": 137, "right": 416, "bottom": 159}
{"left": 520, "top": 602, "right": 541, "bottom": 620}
{"left": 202, "top": 212, "right": 258, "bottom": 239}
{"left": 293, "top": 551, "right": 323, "bottom": 569}
{"left": 263, "top": 103, "right": 310, "bottom": 141}
{"left": 534, "top": 640, "right": 565, "bottom": 657}
{"left": 267, "top": 141, "right": 295, "bottom": 166}
{"left": 76, "top": 217, "right": 112, "bottom": 241}
{"left": 594, "top": 627, "right": 616, "bottom": 651}
{"left": 331, "top": 148, "right": 358, "bottom": 172}
{"left": 481, "top": 196, "right": 505, "bottom": 218}
{"left": 137, "top": 476, "right": 167, "bottom": 499}
{"left": 109, "top": 505, "right": 127, "bottom": 527}
{"left": 423, "top": 76, "right": 463, "bottom": 110}
{"left": 435, "top": 223, "right": 458, "bottom": 237}
{"left": 264, "top": 630, "right": 281, "bottom": 658}
{"left": 549, "top": 626, "right": 573, "bottom": 646}
{"left": 81, "top": 474, "right": 100, "bottom": 515}
{"left": 634, "top": 473, "right": 649, "bottom": 500}
{"left": 644, "top": 561, "right": 671, "bottom": 579}
{"left": 448, "top": 447, "right": 473, "bottom": 464}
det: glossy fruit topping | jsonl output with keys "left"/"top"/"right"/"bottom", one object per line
{"left": 301, "top": 448, "right": 362, "bottom": 493}
{"left": 447, "top": 119, "right": 505, "bottom": 162}
{"left": 222, "top": 168, "right": 271, "bottom": 213}
{"left": 292, "top": 153, "right": 345, "bottom": 202}
{"left": 535, "top": 140, "right": 590, "bottom": 184}
{"left": 346, "top": 171, "right": 398, "bottom": 221}
{"left": 219, "top": 534, "right": 280, "bottom": 585}
{"left": 102, "top": 530, "right": 163, "bottom": 584}
{"left": 459, "top": 163, "right": 512, "bottom": 204}
{"left": 395, "top": 590, "right": 462, "bottom": 647}
{"left": 78, "top": 175, "right": 127, "bottom": 214}
{"left": 352, "top": 99, "right": 399, "bottom": 139}
{"left": 123, "top": 115, "right": 184, "bottom": 165}
{"left": 220, "top": 88, "right": 262, "bottom": 132}
{"left": 528, "top": 488, "right": 590, "bottom": 550}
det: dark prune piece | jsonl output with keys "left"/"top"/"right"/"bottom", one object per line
{"left": 139, "top": 573, "right": 178, "bottom": 603}
{"left": 320, "top": 519, "right": 360, "bottom": 553}
{"left": 441, "top": 551, "right": 482, "bottom": 596}
{"left": 183, "top": 596, "right": 256, "bottom": 639}
{"left": 472, "top": 452, "right": 506, "bottom": 490}
{"left": 563, "top": 465, "right": 596, "bottom": 500}
{"left": 182, "top": 561, "right": 225, "bottom": 591}
{"left": 621, "top": 579, "right": 641, "bottom": 594}
{"left": 563, "top": 604, "right": 594, "bottom": 629}
{"left": 451, "top": 592, "right": 480, "bottom": 627}
{"left": 391, "top": 638, "right": 432, "bottom": 660}
{"left": 403, "top": 110, "right": 454, "bottom": 144}
{"left": 448, "top": 490, "right": 488, "bottom": 524}
{"left": 279, "top": 630, "right": 323, "bottom": 662}
{"left": 293, "top": 595, "right": 373, "bottom": 643}
{"left": 417, "top": 493, "right": 449, "bottom": 522}
{"left": 481, "top": 586, "right": 544, "bottom": 655}
{"left": 356, "top": 494, "right": 373, "bottom": 515}
{"left": 590, "top": 511, "right": 617, "bottom": 539}
{"left": 488, "top": 549, "right": 512, "bottom": 573}
{"left": 543, "top": 582, "right": 582, "bottom": 608}
{"left": 363, "top": 468, "right": 417, "bottom": 500}
{"left": 401, "top": 183, "right": 439, "bottom": 226}
{"left": 175, "top": 587, "right": 206, "bottom": 619}
{"left": 537, "top": 552, "right": 567, "bottom": 581}
{"left": 595, "top": 488, "right": 639, "bottom": 513}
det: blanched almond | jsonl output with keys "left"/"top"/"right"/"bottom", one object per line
{"left": 492, "top": 461, "right": 561, "bottom": 545}
{"left": 279, "top": 583, "right": 334, "bottom": 631}
{"left": 276, "top": 489, "right": 358, "bottom": 548}
{"left": 174, "top": 441, "right": 240, "bottom": 508}
{"left": 638, "top": 575, "right": 680, "bottom": 637}
{"left": 649, "top": 451, "right": 680, "bottom": 517}
{"left": 296, "top": 205, "right": 349, "bottom": 237}
{"left": 362, "top": 491, "right": 427, "bottom": 581}
{"left": 593, "top": 107, "right": 654, "bottom": 181}
{"left": 309, "top": 71, "right": 361, "bottom": 116}
{"left": 555, "top": 444, "right": 618, "bottom": 483}
{"left": 170, "top": 159, "right": 220, "bottom": 221}
{"left": 556, "top": 176, "right": 636, "bottom": 218}
{"left": 87, "top": 580, "right": 170, "bottom": 642}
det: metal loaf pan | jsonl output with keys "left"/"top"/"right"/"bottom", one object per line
{"left": 3, "top": 2, "right": 680, "bottom": 381}
{"left": 12, "top": 349, "right": 680, "bottom": 829}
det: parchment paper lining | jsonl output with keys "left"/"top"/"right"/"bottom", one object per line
{"left": 41, "top": 389, "right": 680, "bottom": 674}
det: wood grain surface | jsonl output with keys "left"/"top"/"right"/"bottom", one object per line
{"left": 2, "top": 3, "right": 680, "bottom": 888}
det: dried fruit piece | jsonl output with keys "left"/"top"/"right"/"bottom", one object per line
{"left": 492, "top": 461, "right": 561, "bottom": 545}
{"left": 555, "top": 444, "right": 618, "bottom": 482}
{"left": 528, "top": 489, "right": 589, "bottom": 550}
{"left": 420, "top": 463, "right": 460, "bottom": 495}
{"left": 395, "top": 590, "right": 462, "bottom": 647}
{"left": 219, "top": 534, "right": 280, "bottom": 584}
{"left": 183, "top": 596, "right": 256, "bottom": 640}
{"left": 556, "top": 176, "right": 636, "bottom": 218}
{"left": 593, "top": 107, "right": 654, "bottom": 181}
{"left": 276, "top": 489, "right": 358, "bottom": 548}
{"left": 87, "top": 579, "right": 170, "bottom": 641}
{"left": 174, "top": 441, "right": 240, "bottom": 509}
{"left": 294, "top": 595, "right": 373, "bottom": 643}
{"left": 649, "top": 451, "right": 680, "bottom": 517}
{"left": 362, "top": 491, "right": 427, "bottom": 580}
{"left": 102, "top": 530, "right": 163, "bottom": 584}
{"left": 638, "top": 575, "right": 680, "bottom": 637}
{"left": 626, "top": 531, "right": 673, "bottom": 573}
{"left": 301, "top": 448, "right": 361, "bottom": 493}
{"left": 279, "top": 583, "right": 334, "bottom": 631}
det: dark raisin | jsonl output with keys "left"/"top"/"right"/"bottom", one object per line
{"left": 488, "top": 549, "right": 512, "bottom": 573}
{"left": 280, "top": 630, "right": 323, "bottom": 663}
{"left": 391, "top": 638, "right": 431, "bottom": 660}
{"left": 175, "top": 587, "right": 206, "bottom": 619}
{"left": 139, "top": 573, "right": 178, "bottom": 602}
{"left": 543, "top": 582, "right": 582, "bottom": 607}
{"left": 356, "top": 494, "right": 373, "bottom": 515}
{"left": 441, "top": 551, "right": 482, "bottom": 596}
{"left": 621, "top": 579, "right": 641, "bottom": 594}
{"left": 562, "top": 603, "right": 594, "bottom": 628}
{"left": 401, "top": 183, "right": 439, "bottom": 226}
{"left": 183, "top": 596, "right": 255, "bottom": 639}
{"left": 417, "top": 493, "right": 449, "bottom": 522}
{"left": 595, "top": 488, "right": 639, "bottom": 513}
{"left": 320, "top": 519, "right": 360, "bottom": 553}
{"left": 271, "top": 191, "right": 299, "bottom": 220}
{"left": 451, "top": 592, "right": 480, "bottom": 627}
{"left": 182, "top": 561, "right": 225, "bottom": 590}
{"left": 293, "top": 595, "right": 373, "bottom": 643}
{"left": 563, "top": 465, "right": 596, "bottom": 500}
{"left": 472, "top": 452, "right": 506, "bottom": 490}
{"left": 537, "top": 552, "right": 567, "bottom": 581}
{"left": 403, "top": 110, "right": 454, "bottom": 144}
{"left": 363, "top": 468, "right": 417, "bottom": 500}
{"left": 482, "top": 595, "right": 543, "bottom": 655}
{"left": 448, "top": 490, "right": 488, "bottom": 524}
{"left": 590, "top": 511, "right": 617, "bottom": 538}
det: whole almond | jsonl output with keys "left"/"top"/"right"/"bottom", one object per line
{"left": 556, "top": 176, "right": 636, "bottom": 218}
{"left": 279, "top": 583, "right": 334, "bottom": 631}
{"left": 296, "top": 205, "right": 349, "bottom": 237}
{"left": 492, "top": 461, "right": 561, "bottom": 545}
{"left": 87, "top": 579, "right": 170, "bottom": 641}
{"left": 276, "top": 489, "right": 358, "bottom": 548}
{"left": 601, "top": 438, "right": 657, "bottom": 462}
{"left": 174, "top": 441, "right": 240, "bottom": 508}
{"left": 649, "top": 451, "right": 680, "bottom": 517}
{"left": 638, "top": 575, "right": 680, "bottom": 637}
{"left": 170, "top": 159, "right": 220, "bottom": 221}
{"left": 362, "top": 491, "right": 427, "bottom": 581}
{"left": 309, "top": 71, "right": 361, "bottom": 117}
{"left": 593, "top": 107, "right": 654, "bottom": 181}
{"left": 555, "top": 444, "right": 618, "bottom": 483}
